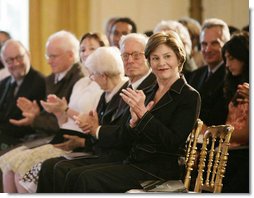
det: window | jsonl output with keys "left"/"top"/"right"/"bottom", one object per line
{"left": 0, "top": 0, "right": 29, "bottom": 48}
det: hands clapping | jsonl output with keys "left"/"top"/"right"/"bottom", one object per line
{"left": 236, "top": 83, "right": 249, "bottom": 104}
{"left": 40, "top": 94, "right": 68, "bottom": 114}
{"left": 120, "top": 88, "right": 154, "bottom": 128}
{"left": 9, "top": 97, "right": 40, "bottom": 126}
{"left": 73, "top": 110, "right": 99, "bottom": 136}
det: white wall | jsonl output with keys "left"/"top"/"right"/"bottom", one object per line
{"left": 89, "top": 0, "right": 249, "bottom": 34}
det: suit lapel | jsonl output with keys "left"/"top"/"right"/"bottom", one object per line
{"left": 201, "top": 65, "right": 225, "bottom": 90}
{"left": 137, "top": 72, "right": 156, "bottom": 90}
{"left": 0, "top": 78, "right": 18, "bottom": 120}
{"left": 198, "top": 69, "right": 208, "bottom": 89}
{"left": 149, "top": 77, "right": 185, "bottom": 112}
{"left": 112, "top": 73, "right": 156, "bottom": 121}
{"left": 102, "top": 82, "right": 128, "bottom": 123}
{"left": 0, "top": 77, "right": 12, "bottom": 107}
{"left": 96, "top": 93, "right": 107, "bottom": 124}
{"left": 111, "top": 82, "right": 129, "bottom": 121}
{"left": 150, "top": 89, "right": 173, "bottom": 112}
{"left": 14, "top": 68, "right": 33, "bottom": 99}
{"left": 102, "top": 96, "right": 120, "bottom": 123}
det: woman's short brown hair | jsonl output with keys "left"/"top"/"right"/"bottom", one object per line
{"left": 80, "top": 32, "right": 109, "bottom": 47}
{"left": 145, "top": 31, "right": 186, "bottom": 72}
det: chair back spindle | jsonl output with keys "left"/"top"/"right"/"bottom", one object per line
{"left": 194, "top": 124, "right": 234, "bottom": 193}
{"left": 184, "top": 119, "right": 203, "bottom": 190}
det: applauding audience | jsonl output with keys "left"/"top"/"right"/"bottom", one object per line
{"left": 0, "top": 15, "right": 249, "bottom": 193}
{"left": 37, "top": 31, "right": 200, "bottom": 193}
{"left": 36, "top": 33, "right": 156, "bottom": 193}
{"left": 9, "top": 30, "right": 84, "bottom": 136}
{"left": 0, "top": 32, "right": 107, "bottom": 193}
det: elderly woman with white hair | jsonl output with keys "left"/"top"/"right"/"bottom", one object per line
{"left": 153, "top": 20, "right": 197, "bottom": 79}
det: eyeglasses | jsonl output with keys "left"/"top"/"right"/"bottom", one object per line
{"left": 5, "top": 54, "right": 25, "bottom": 65}
{"left": 121, "top": 52, "right": 144, "bottom": 61}
{"left": 89, "top": 73, "right": 105, "bottom": 81}
{"left": 45, "top": 54, "right": 61, "bottom": 60}
{"left": 89, "top": 73, "right": 95, "bottom": 80}
{"left": 89, "top": 73, "right": 100, "bottom": 80}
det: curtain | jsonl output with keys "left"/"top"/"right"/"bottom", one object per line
{"left": 29, "top": 0, "right": 89, "bottom": 75}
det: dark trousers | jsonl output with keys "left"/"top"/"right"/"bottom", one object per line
{"left": 0, "top": 123, "right": 35, "bottom": 151}
{"left": 37, "top": 156, "right": 156, "bottom": 193}
{"left": 222, "top": 148, "right": 249, "bottom": 193}
{"left": 63, "top": 163, "right": 152, "bottom": 193}
{"left": 37, "top": 150, "right": 128, "bottom": 193}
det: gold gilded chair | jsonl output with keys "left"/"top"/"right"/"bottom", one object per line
{"left": 184, "top": 118, "right": 203, "bottom": 190}
{"left": 194, "top": 124, "right": 234, "bottom": 193}
{"left": 127, "top": 119, "right": 203, "bottom": 193}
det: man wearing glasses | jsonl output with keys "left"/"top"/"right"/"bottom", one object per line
{"left": 36, "top": 33, "right": 156, "bottom": 193}
{"left": 0, "top": 39, "right": 46, "bottom": 151}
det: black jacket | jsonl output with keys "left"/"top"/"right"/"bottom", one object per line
{"left": 188, "top": 64, "right": 227, "bottom": 126}
{"left": 127, "top": 76, "right": 201, "bottom": 180}
{"left": 32, "top": 63, "right": 84, "bottom": 134}
{"left": 0, "top": 67, "right": 46, "bottom": 143}
{"left": 97, "top": 72, "right": 156, "bottom": 151}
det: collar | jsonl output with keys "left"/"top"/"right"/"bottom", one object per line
{"left": 105, "top": 77, "right": 128, "bottom": 103}
{"left": 169, "top": 74, "right": 186, "bottom": 94}
{"left": 11, "top": 74, "right": 25, "bottom": 87}
{"left": 208, "top": 61, "right": 224, "bottom": 74}
{"left": 146, "top": 74, "right": 186, "bottom": 96}
{"left": 10, "top": 66, "right": 31, "bottom": 85}
{"left": 55, "top": 64, "right": 74, "bottom": 83}
{"left": 130, "top": 69, "right": 152, "bottom": 90}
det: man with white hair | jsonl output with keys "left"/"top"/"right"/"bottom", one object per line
{"left": 37, "top": 33, "right": 156, "bottom": 193}
{"left": 9, "top": 30, "right": 84, "bottom": 139}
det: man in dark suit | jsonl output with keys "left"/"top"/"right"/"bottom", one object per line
{"left": 37, "top": 33, "right": 156, "bottom": 192}
{"left": 9, "top": 31, "right": 84, "bottom": 137}
{"left": 0, "top": 40, "right": 46, "bottom": 150}
{"left": 93, "top": 33, "right": 156, "bottom": 152}
{"left": 188, "top": 18, "right": 231, "bottom": 128}
{"left": 69, "top": 33, "right": 156, "bottom": 157}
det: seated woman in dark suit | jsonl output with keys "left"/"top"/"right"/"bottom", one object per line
{"left": 37, "top": 31, "right": 201, "bottom": 193}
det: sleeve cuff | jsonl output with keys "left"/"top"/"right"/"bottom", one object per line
{"left": 95, "top": 126, "right": 101, "bottom": 139}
